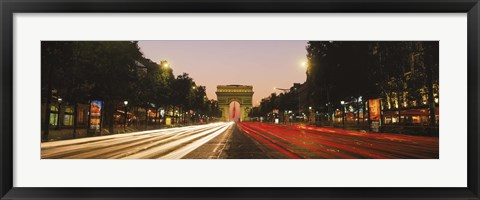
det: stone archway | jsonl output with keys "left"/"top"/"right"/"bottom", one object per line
{"left": 216, "top": 85, "right": 254, "bottom": 122}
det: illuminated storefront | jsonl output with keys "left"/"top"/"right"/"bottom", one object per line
{"left": 49, "top": 105, "right": 59, "bottom": 126}
{"left": 63, "top": 107, "right": 74, "bottom": 126}
{"left": 383, "top": 108, "right": 439, "bottom": 125}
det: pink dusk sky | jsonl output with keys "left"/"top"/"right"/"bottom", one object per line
{"left": 138, "top": 41, "right": 308, "bottom": 106}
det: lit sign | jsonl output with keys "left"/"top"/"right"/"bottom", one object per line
{"left": 368, "top": 99, "right": 381, "bottom": 121}
{"left": 89, "top": 100, "right": 102, "bottom": 130}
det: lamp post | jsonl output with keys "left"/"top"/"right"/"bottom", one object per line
{"left": 326, "top": 103, "right": 330, "bottom": 122}
{"left": 124, "top": 100, "right": 128, "bottom": 131}
{"left": 190, "top": 85, "right": 196, "bottom": 125}
{"left": 56, "top": 97, "right": 62, "bottom": 130}
{"left": 185, "top": 112, "right": 188, "bottom": 125}
{"left": 357, "top": 96, "right": 363, "bottom": 125}
{"left": 340, "top": 100, "right": 345, "bottom": 128}
{"left": 309, "top": 106, "right": 314, "bottom": 123}
{"left": 175, "top": 110, "right": 178, "bottom": 124}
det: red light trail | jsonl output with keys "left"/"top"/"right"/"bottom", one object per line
{"left": 237, "top": 122, "right": 439, "bottom": 159}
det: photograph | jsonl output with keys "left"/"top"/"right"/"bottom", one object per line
{"left": 2, "top": 1, "right": 477, "bottom": 199}
{"left": 40, "top": 40, "right": 439, "bottom": 159}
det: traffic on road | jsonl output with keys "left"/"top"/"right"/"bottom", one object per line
{"left": 42, "top": 122, "right": 438, "bottom": 159}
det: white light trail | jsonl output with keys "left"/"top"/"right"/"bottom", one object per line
{"left": 41, "top": 122, "right": 234, "bottom": 159}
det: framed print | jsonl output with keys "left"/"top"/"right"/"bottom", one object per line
{"left": 1, "top": 0, "right": 479, "bottom": 199}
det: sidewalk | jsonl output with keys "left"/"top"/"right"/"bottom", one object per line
{"left": 43, "top": 126, "right": 143, "bottom": 142}
{"left": 42, "top": 122, "right": 215, "bottom": 142}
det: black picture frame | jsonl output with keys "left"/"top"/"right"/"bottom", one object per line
{"left": 1, "top": 0, "right": 479, "bottom": 199}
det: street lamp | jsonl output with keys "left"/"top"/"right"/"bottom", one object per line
{"left": 124, "top": 100, "right": 128, "bottom": 131}
{"left": 161, "top": 60, "right": 170, "bottom": 69}
{"left": 340, "top": 101, "right": 345, "bottom": 127}
{"left": 357, "top": 97, "right": 363, "bottom": 124}
{"left": 325, "top": 103, "right": 331, "bottom": 122}
{"left": 56, "top": 97, "right": 62, "bottom": 130}
{"left": 175, "top": 110, "right": 178, "bottom": 124}
{"left": 301, "top": 61, "right": 308, "bottom": 68}
{"left": 308, "top": 106, "right": 314, "bottom": 123}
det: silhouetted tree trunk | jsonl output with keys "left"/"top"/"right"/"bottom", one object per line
{"left": 397, "top": 84, "right": 402, "bottom": 124}
{"left": 73, "top": 102, "right": 78, "bottom": 138}
{"left": 135, "top": 106, "right": 139, "bottom": 128}
{"left": 356, "top": 105, "right": 360, "bottom": 125}
{"left": 425, "top": 44, "right": 438, "bottom": 128}
{"left": 155, "top": 106, "right": 159, "bottom": 128}
{"left": 42, "top": 66, "right": 53, "bottom": 141}
{"left": 43, "top": 92, "right": 52, "bottom": 141}
{"left": 106, "top": 99, "right": 115, "bottom": 134}
{"left": 145, "top": 102, "right": 149, "bottom": 130}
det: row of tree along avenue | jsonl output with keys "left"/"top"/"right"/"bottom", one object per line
{"left": 249, "top": 41, "right": 439, "bottom": 135}
{"left": 41, "top": 41, "right": 221, "bottom": 141}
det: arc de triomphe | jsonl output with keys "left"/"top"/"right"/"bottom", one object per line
{"left": 215, "top": 85, "right": 254, "bottom": 122}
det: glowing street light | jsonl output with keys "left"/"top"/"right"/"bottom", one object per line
{"left": 340, "top": 101, "right": 346, "bottom": 127}
{"left": 161, "top": 60, "right": 170, "bottom": 68}
{"left": 301, "top": 61, "right": 308, "bottom": 68}
{"left": 56, "top": 97, "right": 63, "bottom": 129}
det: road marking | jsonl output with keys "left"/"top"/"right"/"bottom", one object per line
{"left": 212, "top": 123, "right": 235, "bottom": 159}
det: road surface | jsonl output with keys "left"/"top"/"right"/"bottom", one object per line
{"left": 41, "top": 122, "right": 438, "bottom": 159}
{"left": 237, "top": 122, "right": 438, "bottom": 159}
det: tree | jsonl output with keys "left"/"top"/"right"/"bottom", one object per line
{"left": 170, "top": 73, "right": 196, "bottom": 123}
{"left": 305, "top": 41, "right": 373, "bottom": 121}
{"left": 193, "top": 86, "right": 208, "bottom": 116}
{"left": 422, "top": 42, "right": 439, "bottom": 127}
{"left": 42, "top": 41, "right": 146, "bottom": 135}
{"left": 303, "top": 41, "right": 438, "bottom": 127}
{"left": 371, "top": 41, "right": 438, "bottom": 126}
{"left": 41, "top": 42, "right": 77, "bottom": 140}
{"left": 205, "top": 99, "right": 222, "bottom": 118}
{"left": 77, "top": 42, "right": 144, "bottom": 133}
